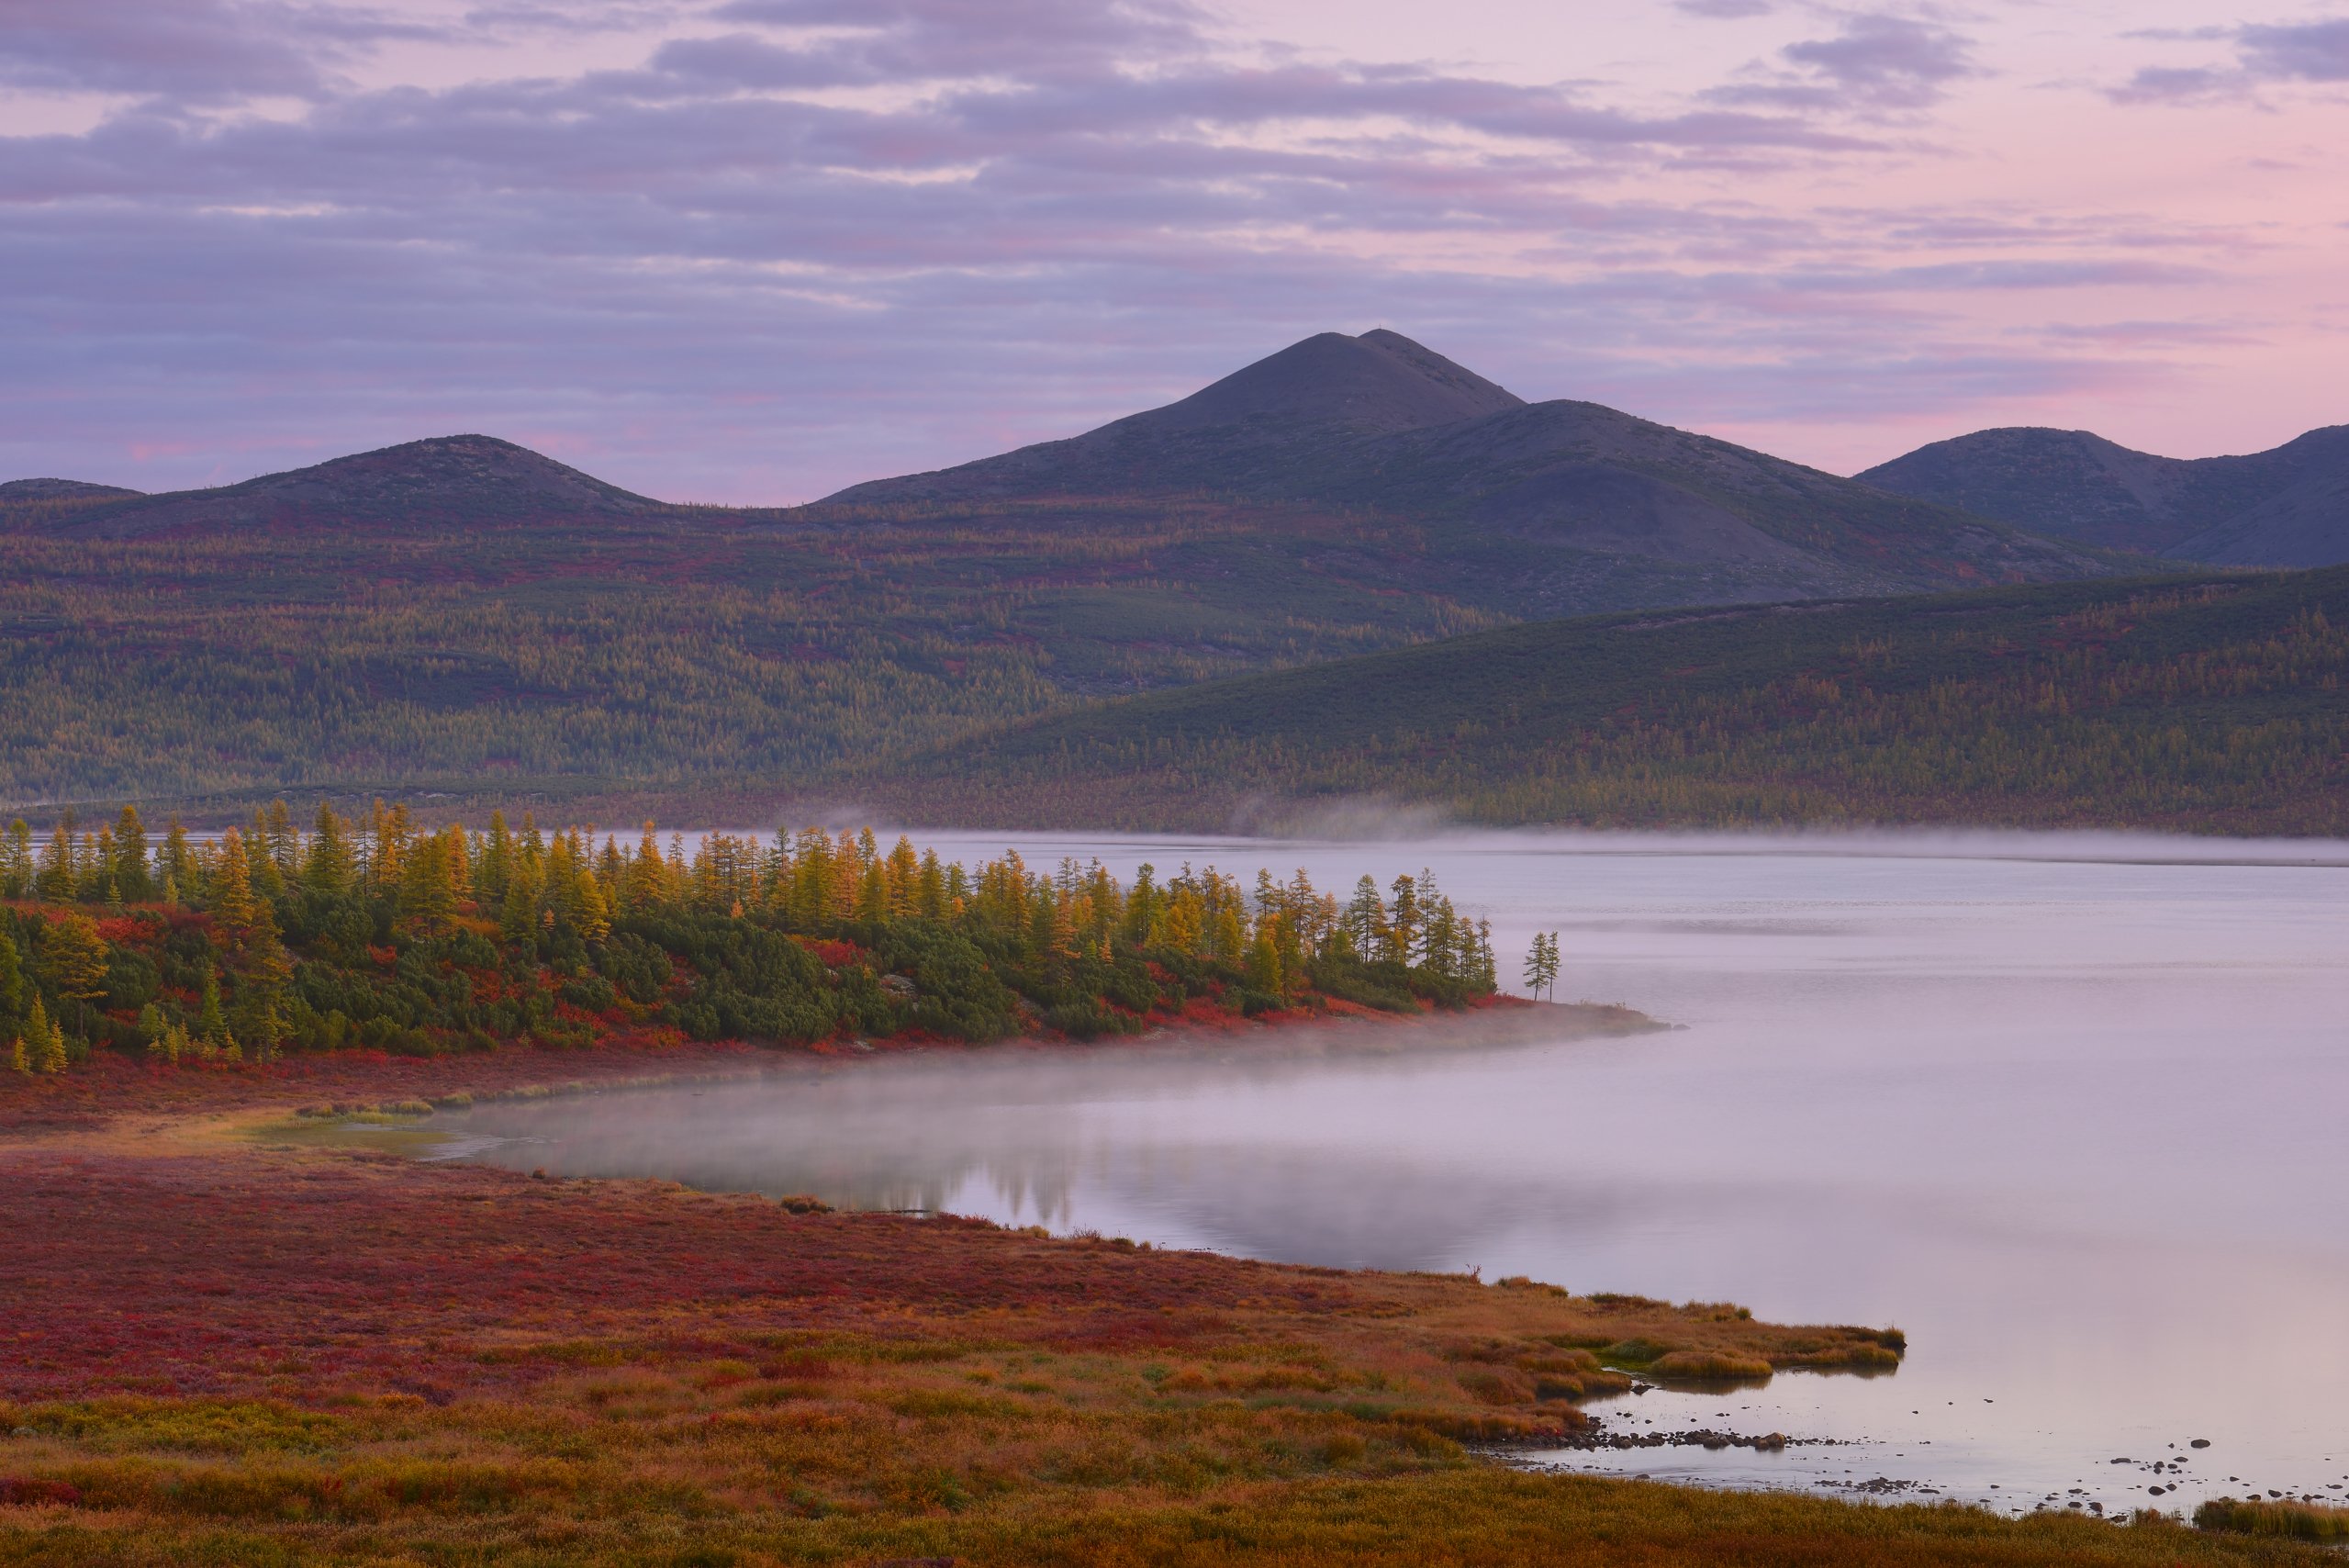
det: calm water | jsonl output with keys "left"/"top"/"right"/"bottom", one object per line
{"left": 432, "top": 829, "right": 2349, "bottom": 1517}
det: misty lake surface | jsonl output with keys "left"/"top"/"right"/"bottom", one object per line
{"left": 431, "top": 830, "right": 2349, "bottom": 1516}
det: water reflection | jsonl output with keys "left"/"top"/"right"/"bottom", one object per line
{"left": 435, "top": 829, "right": 2349, "bottom": 1518}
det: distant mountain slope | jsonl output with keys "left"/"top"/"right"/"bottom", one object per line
{"left": 0, "top": 478, "right": 142, "bottom": 502}
{"left": 2168, "top": 454, "right": 2349, "bottom": 566}
{"left": 833, "top": 330, "right": 2105, "bottom": 599}
{"left": 873, "top": 566, "right": 2349, "bottom": 836}
{"left": 1860, "top": 424, "right": 2349, "bottom": 566}
{"left": 1295, "top": 398, "right": 2091, "bottom": 587}
{"left": 32, "top": 435, "right": 654, "bottom": 540}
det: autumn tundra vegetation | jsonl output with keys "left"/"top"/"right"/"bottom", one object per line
{"left": 2, "top": 808, "right": 2338, "bottom": 1562}
{"left": 0, "top": 800, "right": 1509, "bottom": 1082}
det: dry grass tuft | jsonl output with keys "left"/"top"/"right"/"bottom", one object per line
{"left": 2196, "top": 1496, "right": 2349, "bottom": 1540}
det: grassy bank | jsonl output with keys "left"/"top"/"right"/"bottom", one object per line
{"left": 0, "top": 1071, "right": 2332, "bottom": 1566}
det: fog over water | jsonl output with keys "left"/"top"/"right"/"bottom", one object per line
{"left": 436, "top": 829, "right": 2349, "bottom": 1516}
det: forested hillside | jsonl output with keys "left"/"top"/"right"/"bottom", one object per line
{"left": 872, "top": 568, "right": 2349, "bottom": 835}
{"left": 0, "top": 479, "right": 1504, "bottom": 808}
{"left": 0, "top": 331, "right": 2135, "bottom": 814}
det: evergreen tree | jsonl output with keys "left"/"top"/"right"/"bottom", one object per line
{"left": 265, "top": 800, "right": 300, "bottom": 883}
{"left": 478, "top": 810, "right": 514, "bottom": 904}
{"left": 1122, "top": 863, "right": 1161, "bottom": 946}
{"left": 1384, "top": 874, "right": 1420, "bottom": 966}
{"left": 1522, "top": 933, "right": 1560, "bottom": 1001}
{"left": 1270, "top": 910, "right": 1303, "bottom": 1000}
{"left": 196, "top": 970, "right": 233, "bottom": 1058}
{"left": 884, "top": 835, "right": 921, "bottom": 919}
{"left": 209, "top": 829, "right": 263, "bottom": 935}
{"left": 246, "top": 808, "right": 287, "bottom": 900}
{"left": 112, "top": 804, "right": 152, "bottom": 902}
{"left": 26, "top": 995, "right": 64, "bottom": 1074}
{"left": 0, "top": 924, "right": 21, "bottom": 1019}
{"left": 499, "top": 857, "right": 543, "bottom": 944}
{"left": 40, "top": 909, "right": 112, "bottom": 1037}
{"left": 138, "top": 1002, "right": 172, "bottom": 1064}
{"left": 916, "top": 848, "right": 947, "bottom": 921}
{"left": 399, "top": 829, "right": 463, "bottom": 934}
{"left": 304, "top": 804, "right": 356, "bottom": 893}
{"left": 35, "top": 810, "right": 77, "bottom": 902}
{"left": 1211, "top": 904, "right": 1246, "bottom": 966}
{"left": 160, "top": 815, "right": 195, "bottom": 903}
{"left": 370, "top": 801, "right": 414, "bottom": 892}
{"left": 570, "top": 850, "right": 611, "bottom": 944}
{"left": 1246, "top": 920, "right": 1285, "bottom": 998}
{"left": 1341, "top": 876, "right": 1385, "bottom": 958}
{"left": 1, "top": 819, "right": 32, "bottom": 900}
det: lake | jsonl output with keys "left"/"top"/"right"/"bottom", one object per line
{"left": 425, "top": 828, "right": 2349, "bottom": 1518}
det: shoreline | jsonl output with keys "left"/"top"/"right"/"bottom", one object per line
{"left": 0, "top": 994, "right": 1665, "bottom": 1138}
{"left": 6, "top": 1019, "right": 2338, "bottom": 1562}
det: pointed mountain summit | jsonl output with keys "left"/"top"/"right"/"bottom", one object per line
{"left": 1861, "top": 423, "right": 2349, "bottom": 566}
{"left": 828, "top": 329, "right": 2103, "bottom": 598}
{"left": 44, "top": 434, "right": 654, "bottom": 539}
{"left": 1140, "top": 328, "right": 1525, "bottom": 433}
{"left": 824, "top": 330, "right": 1523, "bottom": 506}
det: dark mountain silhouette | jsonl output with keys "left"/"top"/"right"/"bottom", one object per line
{"left": 0, "top": 478, "right": 143, "bottom": 502}
{"left": 1860, "top": 424, "right": 2349, "bottom": 566}
{"left": 826, "top": 330, "right": 1526, "bottom": 506}
{"left": 830, "top": 330, "right": 2104, "bottom": 596}
{"left": 12, "top": 333, "right": 2105, "bottom": 603}
{"left": 32, "top": 434, "right": 654, "bottom": 540}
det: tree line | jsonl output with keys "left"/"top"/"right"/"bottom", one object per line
{"left": 3, "top": 801, "right": 1504, "bottom": 1075}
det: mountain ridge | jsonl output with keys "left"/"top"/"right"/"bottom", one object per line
{"left": 10, "top": 331, "right": 2113, "bottom": 610}
{"left": 826, "top": 330, "right": 2107, "bottom": 595}
{"left": 1859, "top": 423, "right": 2349, "bottom": 566}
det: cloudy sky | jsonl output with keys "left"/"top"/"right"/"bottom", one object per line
{"left": 6, "top": 0, "right": 2346, "bottom": 500}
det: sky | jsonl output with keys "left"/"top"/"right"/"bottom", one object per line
{"left": 5, "top": 0, "right": 2347, "bottom": 502}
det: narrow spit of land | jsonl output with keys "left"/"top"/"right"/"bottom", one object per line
{"left": 0, "top": 1052, "right": 2336, "bottom": 1566}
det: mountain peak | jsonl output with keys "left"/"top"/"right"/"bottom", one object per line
{"left": 1130, "top": 330, "right": 1524, "bottom": 436}
{"left": 821, "top": 328, "right": 1527, "bottom": 506}
{"left": 43, "top": 434, "right": 655, "bottom": 539}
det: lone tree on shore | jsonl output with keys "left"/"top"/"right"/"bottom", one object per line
{"left": 1522, "top": 932, "right": 1560, "bottom": 1002}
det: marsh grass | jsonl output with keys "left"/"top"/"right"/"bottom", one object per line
{"left": 2197, "top": 1497, "right": 2349, "bottom": 1540}
{"left": 0, "top": 1137, "right": 2326, "bottom": 1567}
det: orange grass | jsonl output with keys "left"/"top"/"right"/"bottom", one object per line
{"left": 2197, "top": 1496, "right": 2349, "bottom": 1541}
{"left": 0, "top": 1091, "right": 2329, "bottom": 1566}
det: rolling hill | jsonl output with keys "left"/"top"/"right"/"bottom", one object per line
{"left": 0, "top": 330, "right": 2131, "bottom": 813}
{"left": 867, "top": 566, "right": 2349, "bottom": 836}
{"left": 0, "top": 478, "right": 141, "bottom": 503}
{"left": 1859, "top": 424, "right": 2349, "bottom": 566}
{"left": 28, "top": 435, "right": 656, "bottom": 539}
